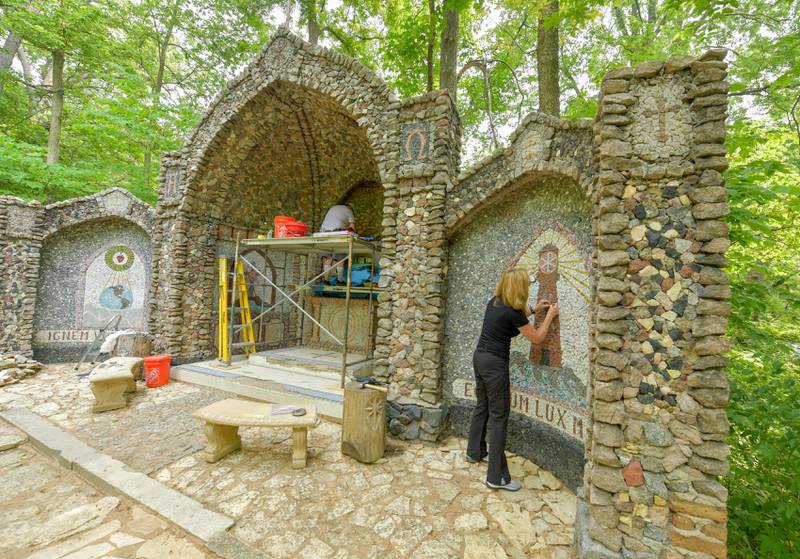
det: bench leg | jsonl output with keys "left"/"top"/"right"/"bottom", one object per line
{"left": 91, "top": 379, "right": 128, "bottom": 412}
{"left": 203, "top": 422, "right": 241, "bottom": 463}
{"left": 292, "top": 427, "right": 308, "bottom": 469}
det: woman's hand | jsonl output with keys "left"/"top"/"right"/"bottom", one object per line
{"left": 534, "top": 299, "right": 551, "bottom": 313}
{"left": 546, "top": 302, "right": 559, "bottom": 318}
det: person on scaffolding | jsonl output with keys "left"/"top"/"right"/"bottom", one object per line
{"left": 466, "top": 267, "right": 559, "bottom": 491}
{"left": 320, "top": 204, "right": 356, "bottom": 285}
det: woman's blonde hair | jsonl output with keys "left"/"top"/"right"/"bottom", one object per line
{"left": 495, "top": 267, "right": 530, "bottom": 311}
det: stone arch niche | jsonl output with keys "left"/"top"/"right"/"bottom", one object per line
{"left": 443, "top": 115, "right": 596, "bottom": 489}
{"left": 33, "top": 217, "right": 153, "bottom": 362}
{"left": 151, "top": 29, "right": 461, "bottom": 364}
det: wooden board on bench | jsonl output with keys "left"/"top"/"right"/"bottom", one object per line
{"left": 193, "top": 399, "right": 319, "bottom": 467}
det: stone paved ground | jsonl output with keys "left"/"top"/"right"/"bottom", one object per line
{"left": 0, "top": 424, "right": 219, "bottom": 559}
{"left": 0, "top": 364, "right": 576, "bottom": 558}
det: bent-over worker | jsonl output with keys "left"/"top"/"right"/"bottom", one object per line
{"left": 320, "top": 204, "right": 355, "bottom": 233}
{"left": 466, "top": 267, "right": 559, "bottom": 491}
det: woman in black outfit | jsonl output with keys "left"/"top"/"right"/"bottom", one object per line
{"left": 467, "top": 267, "right": 559, "bottom": 491}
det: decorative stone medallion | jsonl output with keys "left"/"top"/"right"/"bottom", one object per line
{"left": 100, "top": 190, "right": 132, "bottom": 214}
{"left": 401, "top": 122, "right": 431, "bottom": 162}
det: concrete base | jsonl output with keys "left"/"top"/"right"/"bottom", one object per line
{"left": 447, "top": 403, "right": 585, "bottom": 492}
{"left": 203, "top": 423, "right": 242, "bottom": 463}
{"left": 292, "top": 427, "right": 308, "bottom": 468}
{"left": 171, "top": 362, "right": 344, "bottom": 421}
{"left": 90, "top": 377, "right": 130, "bottom": 412}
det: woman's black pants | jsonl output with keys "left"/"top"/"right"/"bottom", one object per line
{"left": 466, "top": 350, "right": 511, "bottom": 485}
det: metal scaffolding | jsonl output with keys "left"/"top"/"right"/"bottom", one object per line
{"left": 222, "top": 234, "right": 381, "bottom": 388}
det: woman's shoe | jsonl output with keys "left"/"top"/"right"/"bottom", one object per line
{"left": 465, "top": 454, "right": 489, "bottom": 463}
{"left": 486, "top": 478, "right": 522, "bottom": 491}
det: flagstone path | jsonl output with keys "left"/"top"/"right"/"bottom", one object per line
{"left": 0, "top": 364, "right": 576, "bottom": 558}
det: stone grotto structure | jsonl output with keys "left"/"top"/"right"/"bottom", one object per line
{"left": 1, "top": 188, "right": 154, "bottom": 362}
{"left": 0, "top": 28, "right": 732, "bottom": 559}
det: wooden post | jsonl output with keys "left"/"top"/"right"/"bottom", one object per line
{"left": 341, "top": 384, "right": 386, "bottom": 463}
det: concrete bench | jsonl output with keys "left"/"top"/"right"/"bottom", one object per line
{"left": 88, "top": 357, "right": 143, "bottom": 412}
{"left": 192, "top": 399, "right": 319, "bottom": 468}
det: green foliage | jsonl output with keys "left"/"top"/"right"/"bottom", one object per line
{"left": 724, "top": 120, "right": 800, "bottom": 558}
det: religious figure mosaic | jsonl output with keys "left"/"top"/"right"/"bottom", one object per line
{"left": 506, "top": 221, "right": 592, "bottom": 438}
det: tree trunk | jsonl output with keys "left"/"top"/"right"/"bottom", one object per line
{"left": 0, "top": 31, "right": 21, "bottom": 69}
{"left": 17, "top": 45, "right": 35, "bottom": 103}
{"left": 306, "top": 0, "right": 320, "bottom": 46}
{"left": 537, "top": 0, "right": 560, "bottom": 117}
{"left": 0, "top": 31, "right": 23, "bottom": 98}
{"left": 283, "top": 0, "right": 294, "bottom": 27}
{"left": 439, "top": 6, "right": 458, "bottom": 101}
{"left": 46, "top": 49, "right": 65, "bottom": 165}
{"left": 143, "top": 28, "right": 171, "bottom": 191}
{"left": 426, "top": 0, "right": 435, "bottom": 92}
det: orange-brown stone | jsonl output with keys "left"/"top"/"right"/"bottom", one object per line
{"left": 670, "top": 529, "right": 728, "bottom": 559}
{"left": 622, "top": 459, "right": 644, "bottom": 486}
{"left": 669, "top": 496, "right": 728, "bottom": 523}
{"left": 702, "top": 522, "right": 728, "bottom": 542}
{"left": 672, "top": 513, "right": 696, "bottom": 530}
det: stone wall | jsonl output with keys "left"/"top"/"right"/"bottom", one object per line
{"left": 144, "top": 32, "right": 731, "bottom": 556}
{"left": 1, "top": 188, "right": 154, "bottom": 360}
{"left": 371, "top": 89, "right": 461, "bottom": 440}
{"left": 34, "top": 217, "right": 153, "bottom": 362}
{"left": 577, "top": 51, "right": 730, "bottom": 559}
{"left": 446, "top": 113, "right": 595, "bottom": 236}
{"left": 0, "top": 197, "right": 43, "bottom": 355}
{"left": 440, "top": 113, "right": 596, "bottom": 489}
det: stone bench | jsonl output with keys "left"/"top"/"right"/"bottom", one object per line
{"left": 192, "top": 399, "right": 319, "bottom": 468}
{"left": 88, "top": 357, "right": 143, "bottom": 412}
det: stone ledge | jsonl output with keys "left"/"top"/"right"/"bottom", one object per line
{"left": 0, "top": 407, "right": 258, "bottom": 556}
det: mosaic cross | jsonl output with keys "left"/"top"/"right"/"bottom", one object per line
{"left": 640, "top": 95, "right": 683, "bottom": 143}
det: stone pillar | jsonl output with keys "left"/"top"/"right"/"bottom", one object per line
{"left": 579, "top": 50, "right": 730, "bottom": 558}
{"left": 373, "top": 90, "right": 460, "bottom": 438}
{"left": 149, "top": 150, "right": 189, "bottom": 356}
{"left": 0, "top": 198, "right": 44, "bottom": 355}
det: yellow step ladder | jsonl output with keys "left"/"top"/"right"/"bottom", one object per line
{"left": 218, "top": 257, "right": 256, "bottom": 363}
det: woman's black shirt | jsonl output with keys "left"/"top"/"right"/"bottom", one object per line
{"left": 475, "top": 296, "right": 529, "bottom": 360}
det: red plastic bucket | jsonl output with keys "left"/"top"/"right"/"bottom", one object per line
{"left": 274, "top": 216, "right": 295, "bottom": 238}
{"left": 285, "top": 221, "right": 308, "bottom": 237}
{"left": 144, "top": 354, "right": 171, "bottom": 388}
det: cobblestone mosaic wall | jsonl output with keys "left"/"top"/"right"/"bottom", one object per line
{"left": 33, "top": 218, "right": 153, "bottom": 362}
{"left": 1, "top": 189, "right": 154, "bottom": 359}
{"left": 0, "top": 197, "right": 43, "bottom": 355}
{"left": 150, "top": 29, "right": 399, "bottom": 363}
{"left": 148, "top": 32, "right": 730, "bottom": 557}
{"left": 576, "top": 52, "right": 731, "bottom": 559}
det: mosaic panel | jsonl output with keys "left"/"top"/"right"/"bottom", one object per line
{"left": 81, "top": 243, "right": 148, "bottom": 329}
{"left": 507, "top": 221, "right": 592, "bottom": 420}
{"left": 443, "top": 179, "right": 591, "bottom": 488}
{"left": 33, "top": 219, "right": 152, "bottom": 362}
